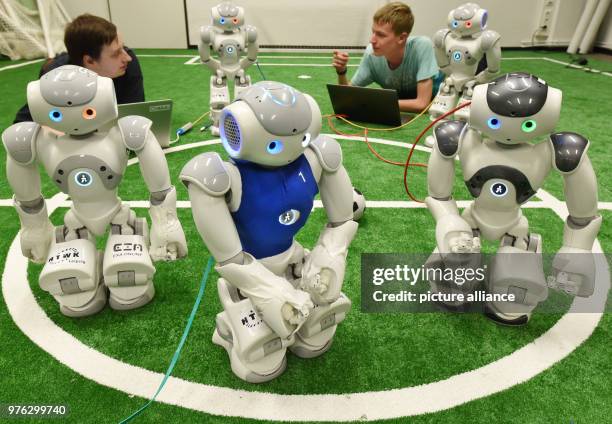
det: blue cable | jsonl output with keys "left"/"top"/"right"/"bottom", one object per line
{"left": 119, "top": 256, "right": 215, "bottom": 423}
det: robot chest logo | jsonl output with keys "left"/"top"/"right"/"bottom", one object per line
{"left": 278, "top": 209, "right": 300, "bottom": 226}
{"left": 452, "top": 51, "right": 463, "bottom": 62}
{"left": 225, "top": 45, "right": 235, "bottom": 54}
{"left": 74, "top": 171, "right": 93, "bottom": 187}
{"left": 490, "top": 182, "right": 508, "bottom": 197}
{"left": 241, "top": 309, "right": 263, "bottom": 328}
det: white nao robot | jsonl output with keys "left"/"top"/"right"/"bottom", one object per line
{"left": 426, "top": 2, "right": 501, "bottom": 147}
{"left": 2, "top": 65, "right": 188, "bottom": 317}
{"left": 199, "top": 1, "right": 258, "bottom": 135}
{"left": 426, "top": 73, "right": 600, "bottom": 325}
{"left": 180, "top": 81, "right": 358, "bottom": 382}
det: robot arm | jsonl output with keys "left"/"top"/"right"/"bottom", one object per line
{"left": 433, "top": 28, "right": 452, "bottom": 76}
{"left": 301, "top": 136, "right": 358, "bottom": 304}
{"left": 474, "top": 30, "right": 501, "bottom": 85}
{"left": 2, "top": 122, "right": 54, "bottom": 263}
{"left": 117, "top": 116, "right": 187, "bottom": 261}
{"left": 198, "top": 25, "right": 220, "bottom": 73}
{"left": 239, "top": 25, "right": 258, "bottom": 69}
{"left": 180, "top": 152, "right": 313, "bottom": 338}
{"left": 426, "top": 121, "right": 479, "bottom": 255}
{"left": 549, "top": 132, "right": 601, "bottom": 297}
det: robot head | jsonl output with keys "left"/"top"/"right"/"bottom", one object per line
{"left": 469, "top": 73, "right": 562, "bottom": 144}
{"left": 219, "top": 81, "right": 322, "bottom": 167}
{"left": 27, "top": 65, "right": 117, "bottom": 136}
{"left": 447, "top": 3, "right": 488, "bottom": 36}
{"left": 212, "top": 1, "right": 245, "bottom": 32}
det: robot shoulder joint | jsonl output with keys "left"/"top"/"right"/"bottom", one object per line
{"left": 179, "top": 152, "right": 231, "bottom": 196}
{"left": 245, "top": 25, "right": 258, "bottom": 43}
{"left": 480, "top": 30, "right": 501, "bottom": 50}
{"left": 308, "top": 135, "right": 343, "bottom": 172}
{"left": 550, "top": 132, "right": 589, "bottom": 174}
{"left": 1, "top": 121, "right": 40, "bottom": 165}
{"left": 200, "top": 26, "right": 214, "bottom": 44}
{"left": 118, "top": 115, "right": 152, "bottom": 151}
{"left": 433, "top": 29, "right": 450, "bottom": 48}
{"left": 434, "top": 120, "right": 466, "bottom": 158}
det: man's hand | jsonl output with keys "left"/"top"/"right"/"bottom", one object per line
{"left": 332, "top": 50, "right": 349, "bottom": 74}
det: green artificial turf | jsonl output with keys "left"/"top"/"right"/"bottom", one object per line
{"left": 0, "top": 50, "right": 611, "bottom": 423}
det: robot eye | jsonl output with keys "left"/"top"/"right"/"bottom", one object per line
{"left": 465, "top": 21, "right": 472, "bottom": 28}
{"left": 82, "top": 107, "right": 97, "bottom": 120}
{"left": 220, "top": 18, "right": 226, "bottom": 24}
{"left": 487, "top": 117, "right": 501, "bottom": 130}
{"left": 233, "top": 18, "right": 238, "bottom": 24}
{"left": 49, "top": 109, "right": 63, "bottom": 122}
{"left": 452, "top": 20, "right": 459, "bottom": 28}
{"left": 521, "top": 119, "right": 537, "bottom": 133}
{"left": 301, "top": 133, "right": 311, "bottom": 148}
{"left": 267, "top": 140, "right": 284, "bottom": 155}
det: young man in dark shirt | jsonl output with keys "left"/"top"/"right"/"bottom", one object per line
{"left": 14, "top": 14, "right": 144, "bottom": 123}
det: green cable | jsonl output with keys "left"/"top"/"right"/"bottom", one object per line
{"left": 119, "top": 256, "right": 215, "bottom": 423}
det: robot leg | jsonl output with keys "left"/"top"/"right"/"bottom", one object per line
{"left": 103, "top": 206, "right": 155, "bottom": 310}
{"left": 39, "top": 216, "right": 106, "bottom": 318}
{"left": 212, "top": 278, "right": 292, "bottom": 383}
{"left": 210, "top": 75, "right": 230, "bottom": 136}
{"left": 233, "top": 74, "right": 252, "bottom": 98}
{"left": 290, "top": 293, "right": 351, "bottom": 358}
{"left": 485, "top": 229, "right": 547, "bottom": 326}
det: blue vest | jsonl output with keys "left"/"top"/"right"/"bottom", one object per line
{"left": 231, "top": 155, "right": 319, "bottom": 259}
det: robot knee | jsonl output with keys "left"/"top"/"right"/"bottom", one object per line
{"left": 487, "top": 245, "right": 548, "bottom": 316}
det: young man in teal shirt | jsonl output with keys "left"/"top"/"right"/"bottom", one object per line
{"left": 332, "top": 2, "right": 441, "bottom": 113}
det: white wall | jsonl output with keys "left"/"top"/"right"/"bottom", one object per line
{"left": 596, "top": 4, "right": 612, "bottom": 49}
{"left": 61, "top": 0, "right": 109, "bottom": 21}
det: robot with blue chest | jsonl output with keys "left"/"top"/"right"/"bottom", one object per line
{"left": 426, "top": 3, "right": 501, "bottom": 148}
{"left": 1, "top": 65, "right": 187, "bottom": 317}
{"left": 426, "top": 73, "right": 600, "bottom": 325}
{"left": 199, "top": 1, "right": 258, "bottom": 136}
{"left": 180, "top": 81, "right": 358, "bottom": 382}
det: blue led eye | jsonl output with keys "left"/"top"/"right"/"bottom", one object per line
{"left": 452, "top": 20, "right": 459, "bottom": 28}
{"left": 220, "top": 18, "right": 225, "bottom": 24}
{"left": 487, "top": 117, "right": 501, "bottom": 130}
{"left": 49, "top": 109, "right": 63, "bottom": 122}
{"left": 267, "top": 140, "right": 284, "bottom": 154}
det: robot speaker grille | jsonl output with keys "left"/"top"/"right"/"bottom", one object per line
{"left": 222, "top": 113, "right": 242, "bottom": 152}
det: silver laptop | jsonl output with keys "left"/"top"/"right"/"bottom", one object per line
{"left": 117, "top": 99, "right": 173, "bottom": 147}
{"left": 327, "top": 84, "right": 408, "bottom": 126}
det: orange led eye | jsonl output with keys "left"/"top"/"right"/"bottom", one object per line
{"left": 233, "top": 18, "right": 238, "bottom": 24}
{"left": 466, "top": 21, "right": 472, "bottom": 28}
{"left": 82, "top": 107, "right": 97, "bottom": 120}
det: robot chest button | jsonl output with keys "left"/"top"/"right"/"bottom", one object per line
{"left": 278, "top": 209, "right": 300, "bottom": 226}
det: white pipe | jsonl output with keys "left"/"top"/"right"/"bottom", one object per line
{"left": 579, "top": 0, "right": 611, "bottom": 53}
{"left": 567, "top": 0, "right": 599, "bottom": 54}
{"left": 36, "top": 0, "right": 55, "bottom": 58}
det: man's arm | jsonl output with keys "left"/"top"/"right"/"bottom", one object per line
{"left": 332, "top": 50, "right": 351, "bottom": 85}
{"left": 398, "top": 78, "right": 432, "bottom": 113}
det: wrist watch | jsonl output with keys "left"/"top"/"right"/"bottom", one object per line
{"left": 336, "top": 67, "right": 348, "bottom": 76}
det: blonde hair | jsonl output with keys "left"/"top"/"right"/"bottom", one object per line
{"left": 373, "top": 2, "right": 414, "bottom": 35}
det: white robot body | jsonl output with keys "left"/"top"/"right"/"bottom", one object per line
{"left": 199, "top": 2, "right": 258, "bottom": 135}
{"left": 2, "top": 65, "right": 188, "bottom": 317}
{"left": 426, "top": 73, "right": 601, "bottom": 325}
{"left": 181, "top": 82, "right": 358, "bottom": 382}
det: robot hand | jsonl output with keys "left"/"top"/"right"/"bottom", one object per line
{"left": 236, "top": 69, "right": 246, "bottom": 85}
{"left": 300, "top": 220, "right": 358, "bottom": 304}
{"left": 436, "top": 214, "right": 480, "bottom": 256}
{"left": 217, "top": 253, "right": 314, "bottom": 338}
{"left": 464, "top": 79, "right": 477, "bottom": 98}
{"left": 442, "top": 77, "right": 455, "bottom": 94}
{"left": 215, "top": 69, "right": 224, "bottom": 86}
{"left": 15, "top": 199, "right": 54, "bottom": 264}
{"left": 547, "top": 246, "right": 596, "bottom": 297}
{"left": 149, "top": 187, "right": 188, "bottom": 261}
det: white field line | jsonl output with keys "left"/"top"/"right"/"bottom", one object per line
{"left": 0, "top": 58, "right": 44, "bottom": 71}
{"left": 2, "top": 136, "right": 609, "bottom": 421}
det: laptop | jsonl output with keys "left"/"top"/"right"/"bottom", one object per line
{"left": 327, "top": 84, "right": 404, "bottom": 126}
{"left": 117, "top": 99, "right": 173, "bottom": 147}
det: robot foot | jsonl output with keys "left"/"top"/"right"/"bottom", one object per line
{"left": 289, "top": 293, "right": 350, "bottom": 359}
{"left": 109, "top": 281, "right": 155, "bottom": 311}
{"left": 212, "top": 312, "right": 287, "bottom": 383}
{"left": 59, "top": 283, "right": 107, "bottom": 318}
{"left": 484, "top": 305, "right": 530, "bottom": 327}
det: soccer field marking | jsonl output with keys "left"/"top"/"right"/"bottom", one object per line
{"left": 2, "top": 136, "right": 609, "bottom": 421}
{"left": 0, "top": 58, "right": 45, "bottom": 72}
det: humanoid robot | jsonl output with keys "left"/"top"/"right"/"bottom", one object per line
{"left": 426, "top": 3, "right": 501, "bottom": 147}
{"left": 426, "top": 73, "right": 600, "bottom": 325}
{"left": 180, "top": 81, "right": 358, "bottom": 382}
{"left": 199, "top": 1, "right": 258, "bottom": 136}
{"left": 2, "top": 65, "right": 188, "bottom": 317}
